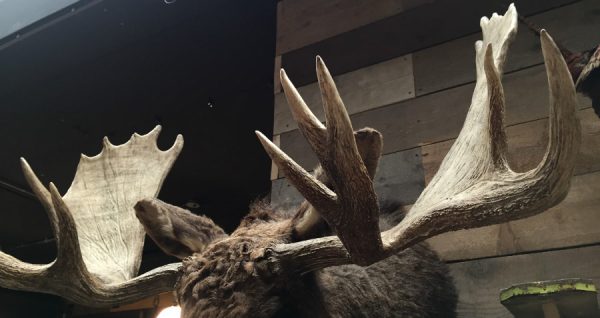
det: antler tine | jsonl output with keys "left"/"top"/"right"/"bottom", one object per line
{"left": 256, "top": 130, "right": 337, "bottom": 212}
{"left": 48, "top": 183, "right": 89, "bottom": 271}
{"left": 260, "top": 57, "right": 384, "bottom": 265}
{"left": 20, "top": 158, "right": 57, "bottom": 234}
{"left": 536, "top": 30, "right": 580, "bottom": 182}
{"left": 314, "top": 56, "right": 384, "bottom": 264}
{"left": 280, "top": 68, "right": 327, "bottom": 156}
{"left": 0, "top": 179, "right": 181, "bottom": 306}
{"left": 0, "top": 127, "right": 184, "bottom": 307}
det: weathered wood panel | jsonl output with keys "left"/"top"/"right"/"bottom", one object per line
{"left": 278, "top": 64, "right": 592, "bottom": 174}
{"left": 276, "top": 0, "right": 432, "bottom": 55}
{"left": 422, "top": 107, "right": 600, "bottom": 184}
{"left": 270, "top": 147, "right": 424, "bottom": 208}
{"left": 274, "top": 54, "right": 414, "bottom": 135}
{"left": 270, "top": 177, "right": 303, "bottom": 211}
{"left": 281, "top": 0, "right": 579, "bottom": 86}
{"left": 450, "top": 245, "right": 600, "bottom": 317}
{"left": 270, "top": 134, "right": 281, "bottom": 180}
{"left": 272, "top": 166, "right": 600, "bottom": 267}
{"left": 429, "top": 170, "right": 600, "bottom": 262}
{"left": 272, "top": 107, "right": 600, "bottom": 262}
{"left": 274, "top": 55, "right": 282, "bottom": 94}
{"left": 414, "top": 0, "right": 600, "bottom": 96}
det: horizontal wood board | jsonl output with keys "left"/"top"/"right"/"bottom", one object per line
{"left": 280, "top": 0, "right": 579, "bottom": 86}
{"left": 270, "top": 147, "right": 425, "bottom": 210}
{"left": 422, "top": 107, "right": 600, "bottom": 184}
{"left": 450, "top": 245, "right": 600, "bottom": 317}
{"left": 429, "top": 170, "right": 600, "bottom": 262}
{"left": 414, "top": 0, "right": 600, "bottom": 96}
{"left": 278, "top": 64, "right": 592, "bottom": 175}
{"left": 276, "top": 0, "right": 433, "bottom": 55}
{"left": 275, "top": 0, "right": 600, "bottom": 139}
{"left": 274, "top": 54, "right": 414, "bottom": 135}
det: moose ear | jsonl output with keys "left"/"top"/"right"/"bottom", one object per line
{"left": 134, "top": 198, "right": 227, "bottom": 259}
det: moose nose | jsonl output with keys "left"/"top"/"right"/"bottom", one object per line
{"left": 134, "top": 198, "right": 161, "bottom": 218}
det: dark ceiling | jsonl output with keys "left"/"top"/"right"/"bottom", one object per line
{"left": 0, "top": 0, "right": 276, "bottom": 315}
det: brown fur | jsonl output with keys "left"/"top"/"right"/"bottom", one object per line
{"left": 156, "top": 201, "right": 458, "bottom": 318}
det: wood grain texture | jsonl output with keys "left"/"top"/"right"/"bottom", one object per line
{"left": 280, "top": 0, "right": 578, "bottom": 86}
{"left": 276, "top": 0, "right": 432, "bottom": 55}
{"left": 274, "top": 55, "right": 282, "bottom": 94}
{"left": 272, "top": 162, "right": 600, "bottom": 264}
{"left": 422, "top": 107, "right": 600, "bottom": 185}
{"left": 270, "top": 135, "right": 280, "bottom": 181}
{"left": 278, "top": 65, "right": 592, "bottom": 174}
{"left": 274, "top": 54, "right": 414, "bottom": 135}
{"left": 413, "top": 0, "right": 600, "bottom": 96}
{"left": 270, "top": 147, "right": 425, "bottom": 209}
{"left": 449, "top": 245, "right": 600, "bottom": 317}
{"left": 428, "top": 170, "right": 600, "bottom": 261}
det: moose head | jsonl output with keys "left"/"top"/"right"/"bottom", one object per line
{"left": 0, "top": 4, "right": 581, "bottom": 318}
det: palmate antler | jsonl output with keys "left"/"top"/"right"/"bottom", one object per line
{"left": 0, "top": 126, "right": 183, "bottom": 306}
{"left": 256, "top": 4, "right": 581, "bottom": 273}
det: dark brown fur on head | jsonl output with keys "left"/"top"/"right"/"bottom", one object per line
{"left": 176, "top": 202, "right": 296, "bottom": 318}
{"left": 136, "top": 197, "right": 457, "bottom": 318}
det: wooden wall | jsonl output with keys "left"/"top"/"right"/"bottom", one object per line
{"left": 269, "top": 0, "right": 600, "bottom": 316}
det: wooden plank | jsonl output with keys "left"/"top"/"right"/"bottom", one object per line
{"left": 278, "top": 64, "right": 592, "bottom": 174}
{"left": 274, "top": 55, "right": 282, "bottom": 94}
{"left": 413, "top": 31, "right": 539, "bottom": 96}
{"left": 280, "top": 0, "right": 579, "bottom": 87}
{"left": 428, "top": 170, "right": 600, "bottom": 261}
{"left": 413, "top": 0, "right": 600, "bottom": 96}
{"left": 270, "top": 177, "right": 303, "bottom": 210}
{"left": 270, "top": 135, "right": 281, "bottom": 181}
{"left": 274, "top": 54, "right": 414, "bottom": 135}
{"left": 450, "top": 245, "right": 600, "bottom": 317}
{"left": 270, "top": 147, "right": 425, "bottom": 208}
{"left": 276, "top": 0, "right": 432, "bottom": 55}
{"left": 372, "top": 147, "right": 424, "bottom": 205}
{"left": 422, "top": 107, "right": 600, "bottom": 184}
{"left": 272, "top": 109, "right": 600, "bottom": 262}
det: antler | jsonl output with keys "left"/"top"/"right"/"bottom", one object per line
{"left": 0, "top": 126, "right": 183, "bottom": 307}
{"left": 256, "top": 4, "right": 581, "bottom": 274}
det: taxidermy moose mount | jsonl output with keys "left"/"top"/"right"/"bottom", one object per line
{"left": 0, "top": 4, "right": 582, "bottom": 318}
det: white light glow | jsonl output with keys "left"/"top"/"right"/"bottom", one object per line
{"left": 156, "top": 306, "right": 181, "bottom": 318}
